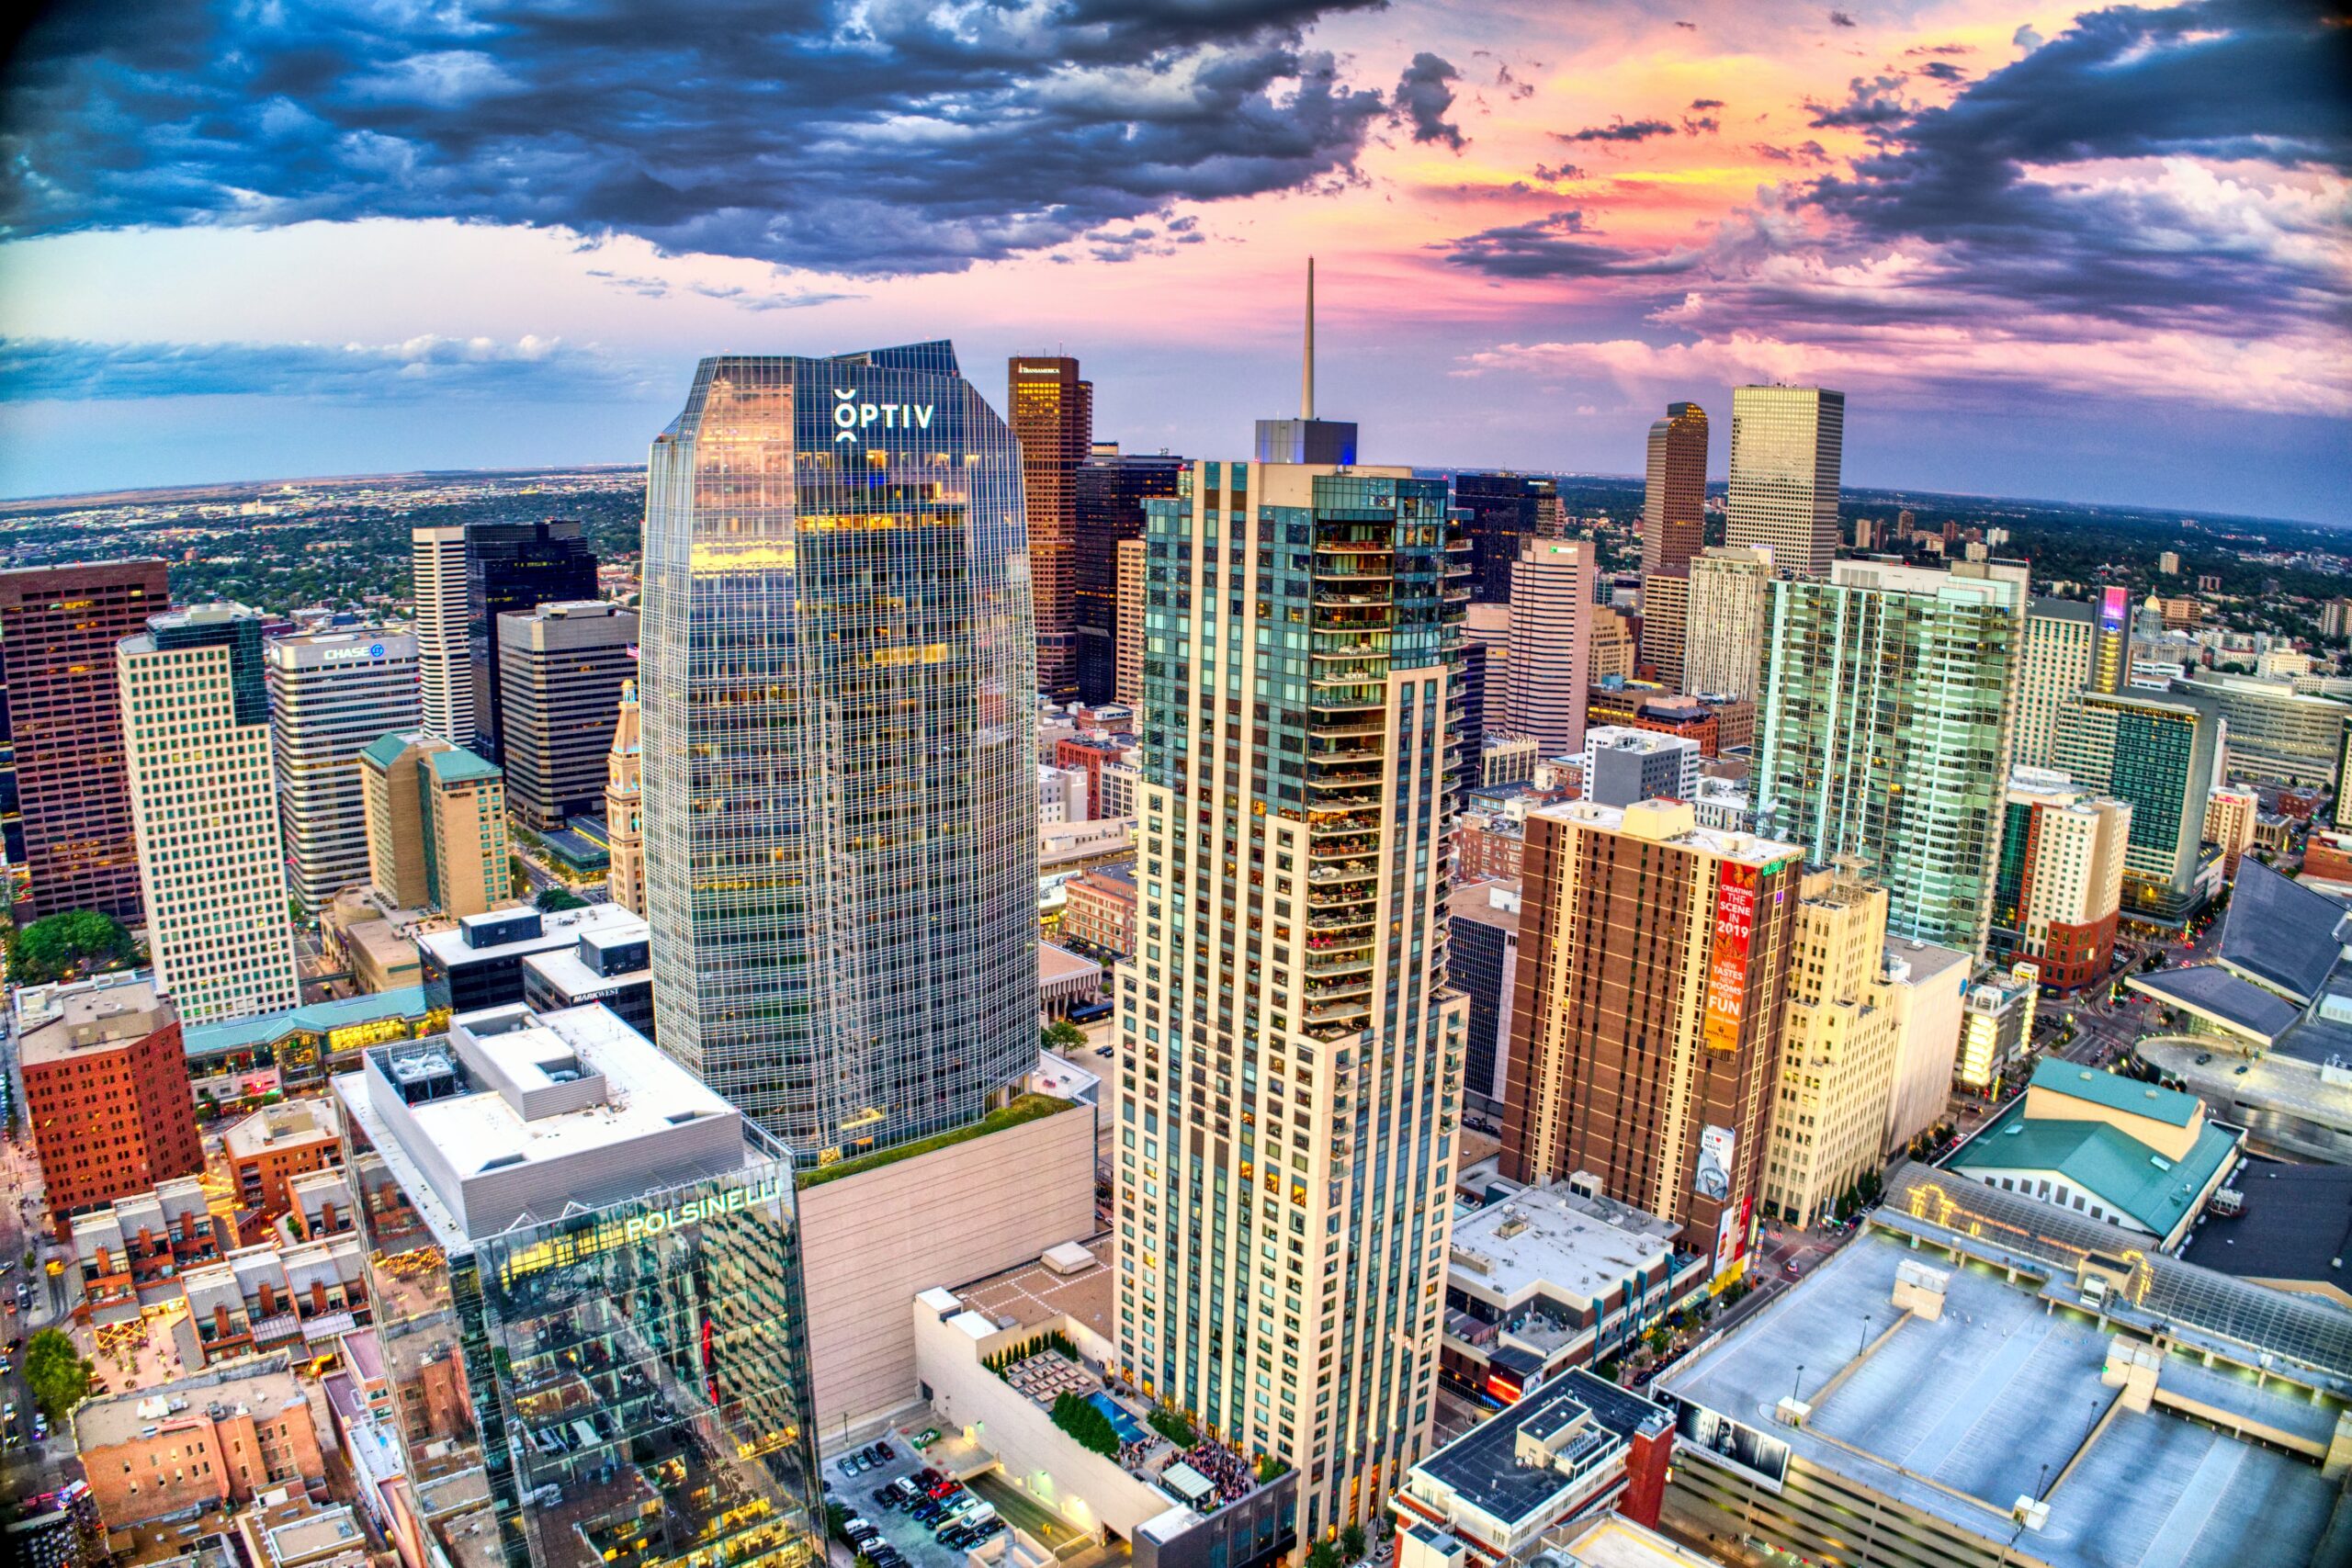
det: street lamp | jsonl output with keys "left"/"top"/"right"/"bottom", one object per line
{"left": 1792, "top": 1364, "right": 1805, "bottom": 1404}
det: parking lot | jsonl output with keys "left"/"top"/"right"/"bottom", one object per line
{"left": 830, "top": 1436, "right": 1009, "bottom": 1568}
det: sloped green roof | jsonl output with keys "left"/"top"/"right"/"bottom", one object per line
{"left": 183, "top": 986, "right": 434, "bottom": 1057}
{"left": 2028, "top": 1060, "right": 2197, "bottom": 1128}
{"left": 423, "top": 746, "right": 502, "bottom": 784}
{"left": 361, "top": 731, "right": 421, "bottom": 770}
{"left": 1951, "top": 1100, "right": 2236, "bottom": 1239}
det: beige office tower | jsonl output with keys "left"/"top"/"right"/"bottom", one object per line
{"left": 1681, "top": 546, "right": 1775, "bottom": 701}
{"left": 1114, "top": 536, "right": 1148, "bottom": 711}
{"left": 1114, "top": 357, "right": 1466, "bottom": 1542}
{"left": 1590, "top": 607, "right": 1636, "bottom": 684}
{"left": 1639, "top": 573, "right": 1689, "bottom": 688}
{"left": 411, "top": 524, "right": 474, "bottom": 748}
{"left": 605, "top": 680, "right": 645, "bottom": 914}
{"left": 1727, "top": 385, "right": 1843, "bottom": 580}
{"left": 1760, "top": 870, "right": 1898, "bottom": 1228}
{"left": 1505, "top": 536, "right": 1594, "bottom": 755}
{"left": 2205, "top": 786, "right": 2258, "bottom": 875}
{"left": 118, "top": 606, "right": 300, "bottom": 1023}
{"left": 360, "top": 732, "right": 512, "bottom": 918}
{"left": 2014, "top": 599, "right": 2098, "bottom": 770}
{"left": 1464, "top": 603, "right": 1512, "bottom": 736}
{"left": 1641, "top": 401, "right": 1708, "bottom": 578}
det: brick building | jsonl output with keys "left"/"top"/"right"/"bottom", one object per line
{"left": 71, "top": 1178, "right": 224, "bottom": 1322}
{"left": 1059, "top": 863, "right": 1138, "bottom": 957}
{"left": 1585, "top": 687, "right": 1723, "bottom": 758}
{"left": 223, "top": 1102, "right": 344, "bottom": 1228}
{"left": 15, "top": 976, "right": 202, "bottom": 1236}
{"left": 1455, "top": 813, "right": 1525, "bottom": 883}
{"left": 74, "top": 1359, "right": 326, "bottom": 1532}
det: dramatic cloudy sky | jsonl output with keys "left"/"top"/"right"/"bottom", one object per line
{"left": 0, "top": 0, "right": 2346, "bottom": 520}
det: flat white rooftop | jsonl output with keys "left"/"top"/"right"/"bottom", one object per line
{"left": 1449, "top": 1183, "right": 1673, "bottom": 1307}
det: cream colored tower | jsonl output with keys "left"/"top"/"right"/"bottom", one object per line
{"left": 118, "top": 605, "right": 300, "bottom": 1023}
{"left": 2015, "top": 599, "right": 2098, "bottom": 771}
{"left": 1114, "top": 373, "right": 1466, "bottom": 1542}
{"left": 605, "top": 680, "right": 645, "bottom": 914}
{"left": 1682, "top": 546, "right": 1776, "bottom": 700}
{"left": 1727, "top": 385, "right": 1843, "bottom": 580}
{"left": 1114, "top": 536, "right": 1148, "bottom": 712}
{"left": 1760, "top": 869, "right": 1897, "bottom": 1228}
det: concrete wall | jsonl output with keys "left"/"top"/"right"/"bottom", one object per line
{"left": 800, "top": 1103, "right": 1097, "bottom": 1440}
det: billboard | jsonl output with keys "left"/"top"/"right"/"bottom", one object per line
{"left": 1703, "top": 863, "right": 1758, "bottom": 1051}
{"left": 1713, "top": 1193, "right": 1752, "bottom": 1277}
{"left": 2098, "top": 584, "right": 2130, "bottom": 632}
{"left": 1675, "top": 1400, "right": 1792, "bottom": 1493}
{"left": 1695, "top": 1123, "right": 1735, "bottom": 1201}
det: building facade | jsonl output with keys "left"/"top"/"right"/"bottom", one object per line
{"left": 2013, "top": 597, "right": 2097, "bottom": 771}
{"left": 471, "top": 520, "right": 598, "bottom": 761}
{"left": 2178, "top": 670, "right": 2350, "bottom": 787}
{"left": 1987, "top": 770, "right": 2130, "bottom": 991}
{"left": 119, "top": 606, "right": 301, "bottom": 1023}
{"left": 1755, "top": 558, "right": 2027, "bottom": 953}
{"left": 1502, "top": 799, "right": 1803, "bottom": 1274}
{"left": 2052, "top": 687, "right": 2222, "bottom": 928}
{"left": 335, "top": 1005, "right": 825, "bottom": 1568}
{"left": 1075, "top": 446, "right": 1185, "bottom": 705}
{"left": 2204, "top": 785, "right": 2258, "bottom": 875}
{"left": 1453, "top": 472, "right": 1544, "bottom": 605}
{"left": 265, "top": 629, "right": 422, "bottom": 912}
{"left": 1577, "top": 728, "right": 1701, "bottom": 808}
{"left": 1115, "top": 402, "right": 1468, "bottom": 1541}
{"left": 1638, "top": 573, "right": 1689, "bottom": 692}
{"left": 1011, "top": 356, "right": 1093, "bottom": 702}
{"left": 1115, "top": 536, "right": 1149, "bottom": 711}
{"left": 1446, "top": 881, "right": 1521, "bottom": 1115}
{"left": 1680, "top": 547, "right": 1775, "bottom": 703}
{"left": 493, "top": 600, "right": 639, "bottom": 829}
{"left": 1640, "top": 401, "right": 1708, "bottom": 580}
{"left": 1760, "top": 872, "right": 1896, "bottom": 1229}
{"left": 0, "top": 559, "right": 171, "bottom": 920}
{"left": 1505, "top": 537, "right": 1594, "bottom": 757}
{"left": 1953, "top": 963, "right": 2040, "bottom": 1094}
{"left": 410, "top": 525, "right": 474, "bottom": 749}
{"left": 16, "top": 975, "right": 203, "bottom": 1235}
{"left": 604, "top": 681, "right": 644, "bottom": 913}
{"left": 359, "top": 733, "right": 511, "bottom": 918}
{"left": 1725, "top": 386, "right": 1843, "bottom": 581}
{"left": 641, "top": 344, "right": 1037, "bottom": 1159}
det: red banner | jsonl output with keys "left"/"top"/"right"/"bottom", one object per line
{"left": 1703, "top": 863, "right": 1758, "bottom": 1051}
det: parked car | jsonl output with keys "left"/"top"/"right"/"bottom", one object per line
{"left": 876, "top": 1441, "right": 896, "bottom": 1462}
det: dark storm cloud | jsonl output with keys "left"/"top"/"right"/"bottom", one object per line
{"left": 1827, "top": 11, "right": 1857, "bottom": 27}
{"left": 1556, "top": 118, "right": 1679, "bottom": 143}
{"left": 1805, "top": 75, "right": 1915, "bottom": 132}
{"left": 1434, "top": 209, "right": 1699, "bottom": 279}
{"left": 1690, "top": 98, "right": 1724, "bottom": 111}
{"left": 1917, "top": 62, "right": 1967, "bottom": 84}
{"left": 0, "top": 0, "right": 1394, "bottom": 276}
{"left": 1395, "top": 51, "right": 1465, "bottom": 150}
{"left": 1809, "top": 0, "right": 2351, "bottom": 323}
{"left": 0, "top": 334, "right": 652, "bottom": 400}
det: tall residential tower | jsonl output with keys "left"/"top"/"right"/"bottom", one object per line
{"left": 1115, "top": 298, "right": 1466, "bottom": 1541}
{"left": 641, "top": 344, "right": 1037, "bottom": 1159}
{"left": 264, "top": 627, "right": 421, "bottom": 912}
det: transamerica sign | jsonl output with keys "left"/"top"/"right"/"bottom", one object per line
{"left": 1702, "top": 863, "right": 1759, "bottom": 1052}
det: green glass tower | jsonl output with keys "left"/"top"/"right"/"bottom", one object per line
{"left": 1755, "top": 558, "right": 2028, "bottom": 953}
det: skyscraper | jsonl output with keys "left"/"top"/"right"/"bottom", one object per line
{"left": 2052, "top": 686, "right": 2224, "bottom": 927}
{"left": 1114, "top": 536, "right": 1148, "bottom": 711}
{"left": 1756, "top": 558, "right": 2027, "bottom": 953}
{"left": 1758, "top": 869, "right": 1896, "bottom": 1229}
{"left": 411, "top": 525, "right": 473, "bottom": 748}
{"left": 1502, "top": 798, "right": 1802, "bottom": 1275}
{"left": 264, "top": 628, "right": 421, "bottom": 912}
{"left": 1640, "top": 401, "right": 1708, "bottom": 578}
{"left": 2014, "top": 597, "right": 2098, "bottom": 770}
{"left": 1505, "top": 536, "right": 1595, "bottom": 755}
{"left": 1011, "top": 355, "right": 1093, "bottom": 702}
{"left": 605, "top": 680, "right": 644, "bottom": 915}
{"left": 2092, "top": 584, "right": 2132, "bottom": 694}
{"left": 1115, "top": 294, "right": 1465, "bottom": 1540}
{"left": 1726, "top": 385, "right": 1844, "bottom": 580}
{"left": 359, "top": 732, "right": 512, "bottom": 918}
{"left": 473, "top": 519, "right": 599, "bottom": 757}
{"left": 1453, "top": 472, "right": 1544, "bottom": 604}
{"left": 494, "top": 599, "right": 639, "bottom": 829}
{"left": 642, "top": 344, "right": 1036, "bottom": 1159}
{"left": 1988, "top": 769, "right": 2131, "bottom": 989}
{"left": 0, "top": 560, "right": 170, "bottom": 920}
{"left": 1638, "top": 573, "right": 1689, "bottom": 690}
{"left": 1074, "top": 444, "right": 1185, "bottom": 705}
{"left": 1681, "top": 546, "right": 1775, "bottom": 701}
{"left": 118, "top": 605, "right": 300, "bottom": 1023}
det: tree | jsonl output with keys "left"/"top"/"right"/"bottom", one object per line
{"left": 1341, "top": 1525, "right": 1366, "bottom": 1562}
{"left": 6, "top": 910, "right": 138, "bottom": 986}
{"left": 1041, "top": 1019, "right": 1085, "bottom": 1051}
{"left": 536, "top": 887, "right": 590, "bottom": 913}
{"left": 24, "top": 1328, "right": 92, "bottom": 1424}
{"left": 1307, "top": 1541, "right": 1342, "bottom": 1568}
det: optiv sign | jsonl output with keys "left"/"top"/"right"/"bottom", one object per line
{"left": 832, "top": 385, "right": 935, "bottom": 445}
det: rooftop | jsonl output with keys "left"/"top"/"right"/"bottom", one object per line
{"left": 1449, "top": 1182, "right": 1676, "bottom": 1307}
{"left": 1444, "top": 879, "right": 1521, "bottom": 935}
{"left": 182, "top": 986, "right": 433, "bottom": 1059}
{"left": 1041, "top": 942, "right": 1098, "bottom": 985}
{"left": 14, "top": 973, "right": 174, "bottom": 1066}
{"left": 1412, "top": 1370, "right": 1668, "bottom": 1529}
{"left": 2128, "top": 964, "right": 2302, "bottom": 1043}
{"left": 75, "top": 1356, "right": 308, "bottom": 1451}
{"left": 223, "top": 1100, "right": 341, "bottom": 1161}
{"left": 416, "top": 902, "right": 644, "bottom": 968}
{"left": 1658, "top": 1209, "right": 2352, "bottom": 1568}
{"left": 2181, "top": 1162, "right": 2352, "bottom": 1299}
{"left": 1948, "top": 1093, "right": 2237, "bottom": 1240}
{"left": 2218, "top": 858, "right": 2348, "bottom": 1004}
{"left": 1524, "top": 797, "right": 1804, "bottom": 866}
{"left": 1542, "top": 1516, "right": 1718, "bottom": 1568}
{"left": 1881, "top": 933, "right": 1971, "bottom": 987}
{"left": 422, "top": 747, "right": 502, "bottom": 786}
{"left": 521, "top": 938, "right": 648, "bottom": 999}
{"left": 2029, "top": 1060, "right": 2199, "bottom": 1128}
{"left": 952, "top": 1233, "right": 1116, "bottom": 1342}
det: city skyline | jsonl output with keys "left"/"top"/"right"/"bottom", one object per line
{"left": 0, "top": 1, "right": 2344, "bottom": 523}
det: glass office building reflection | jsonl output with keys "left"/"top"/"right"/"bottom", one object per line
{"left": 337, "top": 1005, "right": 823, "bottom": 1568}
{"left": 639, "top": 343, "right": 1037, "bottom": 1162}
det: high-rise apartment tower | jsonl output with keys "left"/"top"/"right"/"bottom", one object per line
{"left": 1504, "top": 536, "right": 1595, "bottom": 756}
{"left": 642, "top": 344, "right": 1037, "bottom": 1159}
{"left": 1074, "top": 445, "right": 1184, "bottom": 705}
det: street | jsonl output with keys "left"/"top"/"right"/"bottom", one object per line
{"left": 0, "top": 1117, "right": 77, "bottom": 1502}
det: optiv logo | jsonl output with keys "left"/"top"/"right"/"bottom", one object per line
{"left": 832, "top": 386, "right": 936, "bottom": 445}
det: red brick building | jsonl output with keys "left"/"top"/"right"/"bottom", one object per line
{"left": 17, "top": 975, "right": 202, "bottom": 1237}
{"left": 1585, "top": 687, "right": 1722, "bottom": 758}
{"left": 224, "top": 1101, "right": 344, "bottom": 1227}
{"left": 2305, "top": 827, "right": 2352, "bottom": 886}
{"left": 1060, "top": 864, "right": 1138, "bottom": 957}
{"left": 1455, "top": 815, "right": 1525, "bottom": 883}
{"left": 0, "top": 559, "right": 171, "bottom": 920}
{"left": 75, "top": 1360, "right": 326, "bottom": 1531}
{"left": 1052, "top": 734, "right": 1125, "bottom": 819}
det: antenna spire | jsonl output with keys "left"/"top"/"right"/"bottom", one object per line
{"left": 1301, "top": 256, "right": 1316, "bottom": 421}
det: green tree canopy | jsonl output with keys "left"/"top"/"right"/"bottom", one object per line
{"left": 1042, "top": 1019, "right": 1085, "bottom": 1050}
{"left": 7, "top": 910, "right": 139, "bottom": 986}
{"left": 24, "top": 1327, "right": 92, "bottom": 1424}
{"left": 536, "top": 887, "right": 590, "bottom": 912}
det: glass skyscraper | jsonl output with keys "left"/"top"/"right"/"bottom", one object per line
{"left": 1755, "top": 558, "right": 2027, "bottom": 953}
{"left": 640, "top": 344, "right": 1036, "bottom": 1161}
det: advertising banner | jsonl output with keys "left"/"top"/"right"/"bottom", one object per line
{"left": 1696, "top": 1123, "right": 1735, "bottom": 1201}
{"left": 1675, "top": 1400, "right": 1791, "bottom": 1492}
{"left": 1703, "top": 863, "right": 1758, "bottom": 1051}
